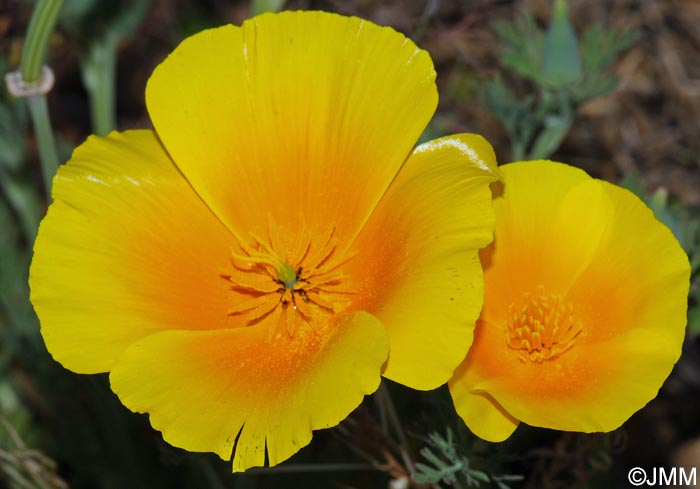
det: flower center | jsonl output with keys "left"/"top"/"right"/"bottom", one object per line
{"left": 277, "top": 262, "right": 298, "bottom": 289}
{"left": 221, "top": 218, "right": 356, "bottom": 337}
{"left": 506, "top": 285, "right": 582, "bottom": 363}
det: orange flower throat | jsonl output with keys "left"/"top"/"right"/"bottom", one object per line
{"left": 221, "top": 220, "right": 356, "bottom": 337}
{"left": 506, "top": 285, "right": 583, "bottom": 363}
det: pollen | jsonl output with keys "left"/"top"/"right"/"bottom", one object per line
{"left": 221, "top": 216, "right": 356, "bottom": 337}
{"left": 506, "top": 285, "right": 583, "bottom": 363}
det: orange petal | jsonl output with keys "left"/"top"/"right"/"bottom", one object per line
{"left": 449, "top": 320, "right": 520, "bottom": 442}
{"left": 477, "top": 160, "right": 595, "bottom": 326}
{"left": 30, "top": 130, "right": 238, "bottom": 373}
{"left": 347, "top": 134, "right": 500, "bottom": 389}
{"left": 480, "top": 327, "right": 683, "bottom": 433}
{"left": 109, "top": 310, "right": 388, "bottom": 471}
{"left": 146, "top": 11, "right": 437, "bottom": 244}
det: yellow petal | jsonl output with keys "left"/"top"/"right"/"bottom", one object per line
{"left": 109, "top": 311, "right": 388, "bottom": 471}
{"left": 566, "top": 180, "right": 690, "bottom": 344}
{"left": 30, "top": 130, "right": 237, "bottom": 373}
{"left": 478, "top": 161, "right": 596, "bottom": 326}
{"left": 347, "top": 134, "right": 500, "bottom": 390}
{"left": 146, "top": 11, "right": 437, "bottom": 244}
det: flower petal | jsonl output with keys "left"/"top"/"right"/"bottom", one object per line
{"left": 109, "top": 311, "right": 388, "bottom": 471}
{"left": 30, "top": 130, "right": 237, "bottom": 373}
{"left": 146, "top": 11, "right": 437, "bottom": 243}
{"left": 478, "top": 161, "right": 605, "bottom": 326}
{"left": 566, "top": 181, "right": 690, "bottom": 344}
{"left": 347, "top": 134, "right": 500, "bottom": 390}
{"left": 480, "top": 327, "right": 682, "bottom": 433}
{"left": 448, "top": 325, "right": 520, "bottom": 442}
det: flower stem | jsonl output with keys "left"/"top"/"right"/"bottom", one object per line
{"left": 19, "top": 0, "right": 63, "bottom": 197}
{"left": 27, "top": 95, "right": 60, "bottom": 196}
{"left": 20, "top": 0, "right": 62, "bottom": 83}
{"left": 81, "top": 40, "right": 117, "bottom": 136}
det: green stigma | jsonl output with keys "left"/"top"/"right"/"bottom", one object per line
{"left": 277, "top": 262, "right": 298, "bottom": 289}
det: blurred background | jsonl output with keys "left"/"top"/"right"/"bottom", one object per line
{"left": 0, "top": 0, "right": 699, "bottom": 487}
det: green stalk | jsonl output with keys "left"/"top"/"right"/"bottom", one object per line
{"left": 26, "top": 95, "right": 60, "bottom": 195}
{"left": 18, "top": 0, "right": 63, "bottom": 196}
{"left": 81, "top": 40, "right": 117, "bottom": 136}
{"left": 78, "top": 0, "right": 149, "bottom": 136}
{"left": 20, "top": 0, "right": 62, "bottom": 83}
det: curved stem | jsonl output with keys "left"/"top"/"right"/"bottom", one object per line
{"left": 20, "top": 0, "right": 63, "bottom": 83}
{"left": 18, "top": 0, "right": 63, "bottom": 197}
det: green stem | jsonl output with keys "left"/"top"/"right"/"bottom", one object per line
{"left": 18, "top": 0, "right": 63, "bottom": 198}
{"left": 27, "top": 95, "right": 59, "bottom": 195}
{"left": 20, "top": 0, "right": 63, "bottom": 83}
{"left": 81, "top": 40, "right": 117, "bottom": 136}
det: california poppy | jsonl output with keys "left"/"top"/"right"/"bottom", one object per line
{"left": 30, "top": 11, "right": 500, "bottom": 470}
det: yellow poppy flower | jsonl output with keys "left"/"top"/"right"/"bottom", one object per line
{"left": 29, "top": 11, "right": 500, "bottom": 471}
{"left": 449, "top": 160, "right": 690, "bottom": 441}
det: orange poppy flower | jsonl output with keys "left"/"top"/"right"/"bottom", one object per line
{"left": 449, "top": 160, "right": 690, "bottom": 441}
{"left": 29, "top": 11, "right": 500, "bottom": 470}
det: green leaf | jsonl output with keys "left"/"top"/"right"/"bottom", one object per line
{"left": 572, "top": 72, "right": 620, "bottom": 102}
{"left": 572, "top": 25, "right": 636, "bottom": 103}
{"left": 493, "top": 474, "right": 525, "bottom": 489}
{"left": 492, "top": 15, "right": 544, "bottom": 83}
{"left": 580, "top": 25, "right": 636, "bottom": 73}
{"left": 470, "top": 470, "right": 490, "bottom": 483}
{"left": 620, "top": 172, "right": 646, "bottom": 199}
{"left": 250, "top": 0, "right": 286, "bottom": 17}
{"left": 541, "top": 0, "right": 581, "bottom": 87}
{"left": 0, "top": 196, "right": 33, "bottom": 338}
{"left": 0, "top": 168, "right": 41, "bottom": 244}
{"left": 479, "top": 77, "right": 537, "bottom": 159}
{"left": 647, "top": 188, "right": 684, "bottom": 245}
{"left": 420, "top": 447, "right": 445, "bottom": 467}
{"left": 413, "top": 463, "right": 447, "bottom": 484}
